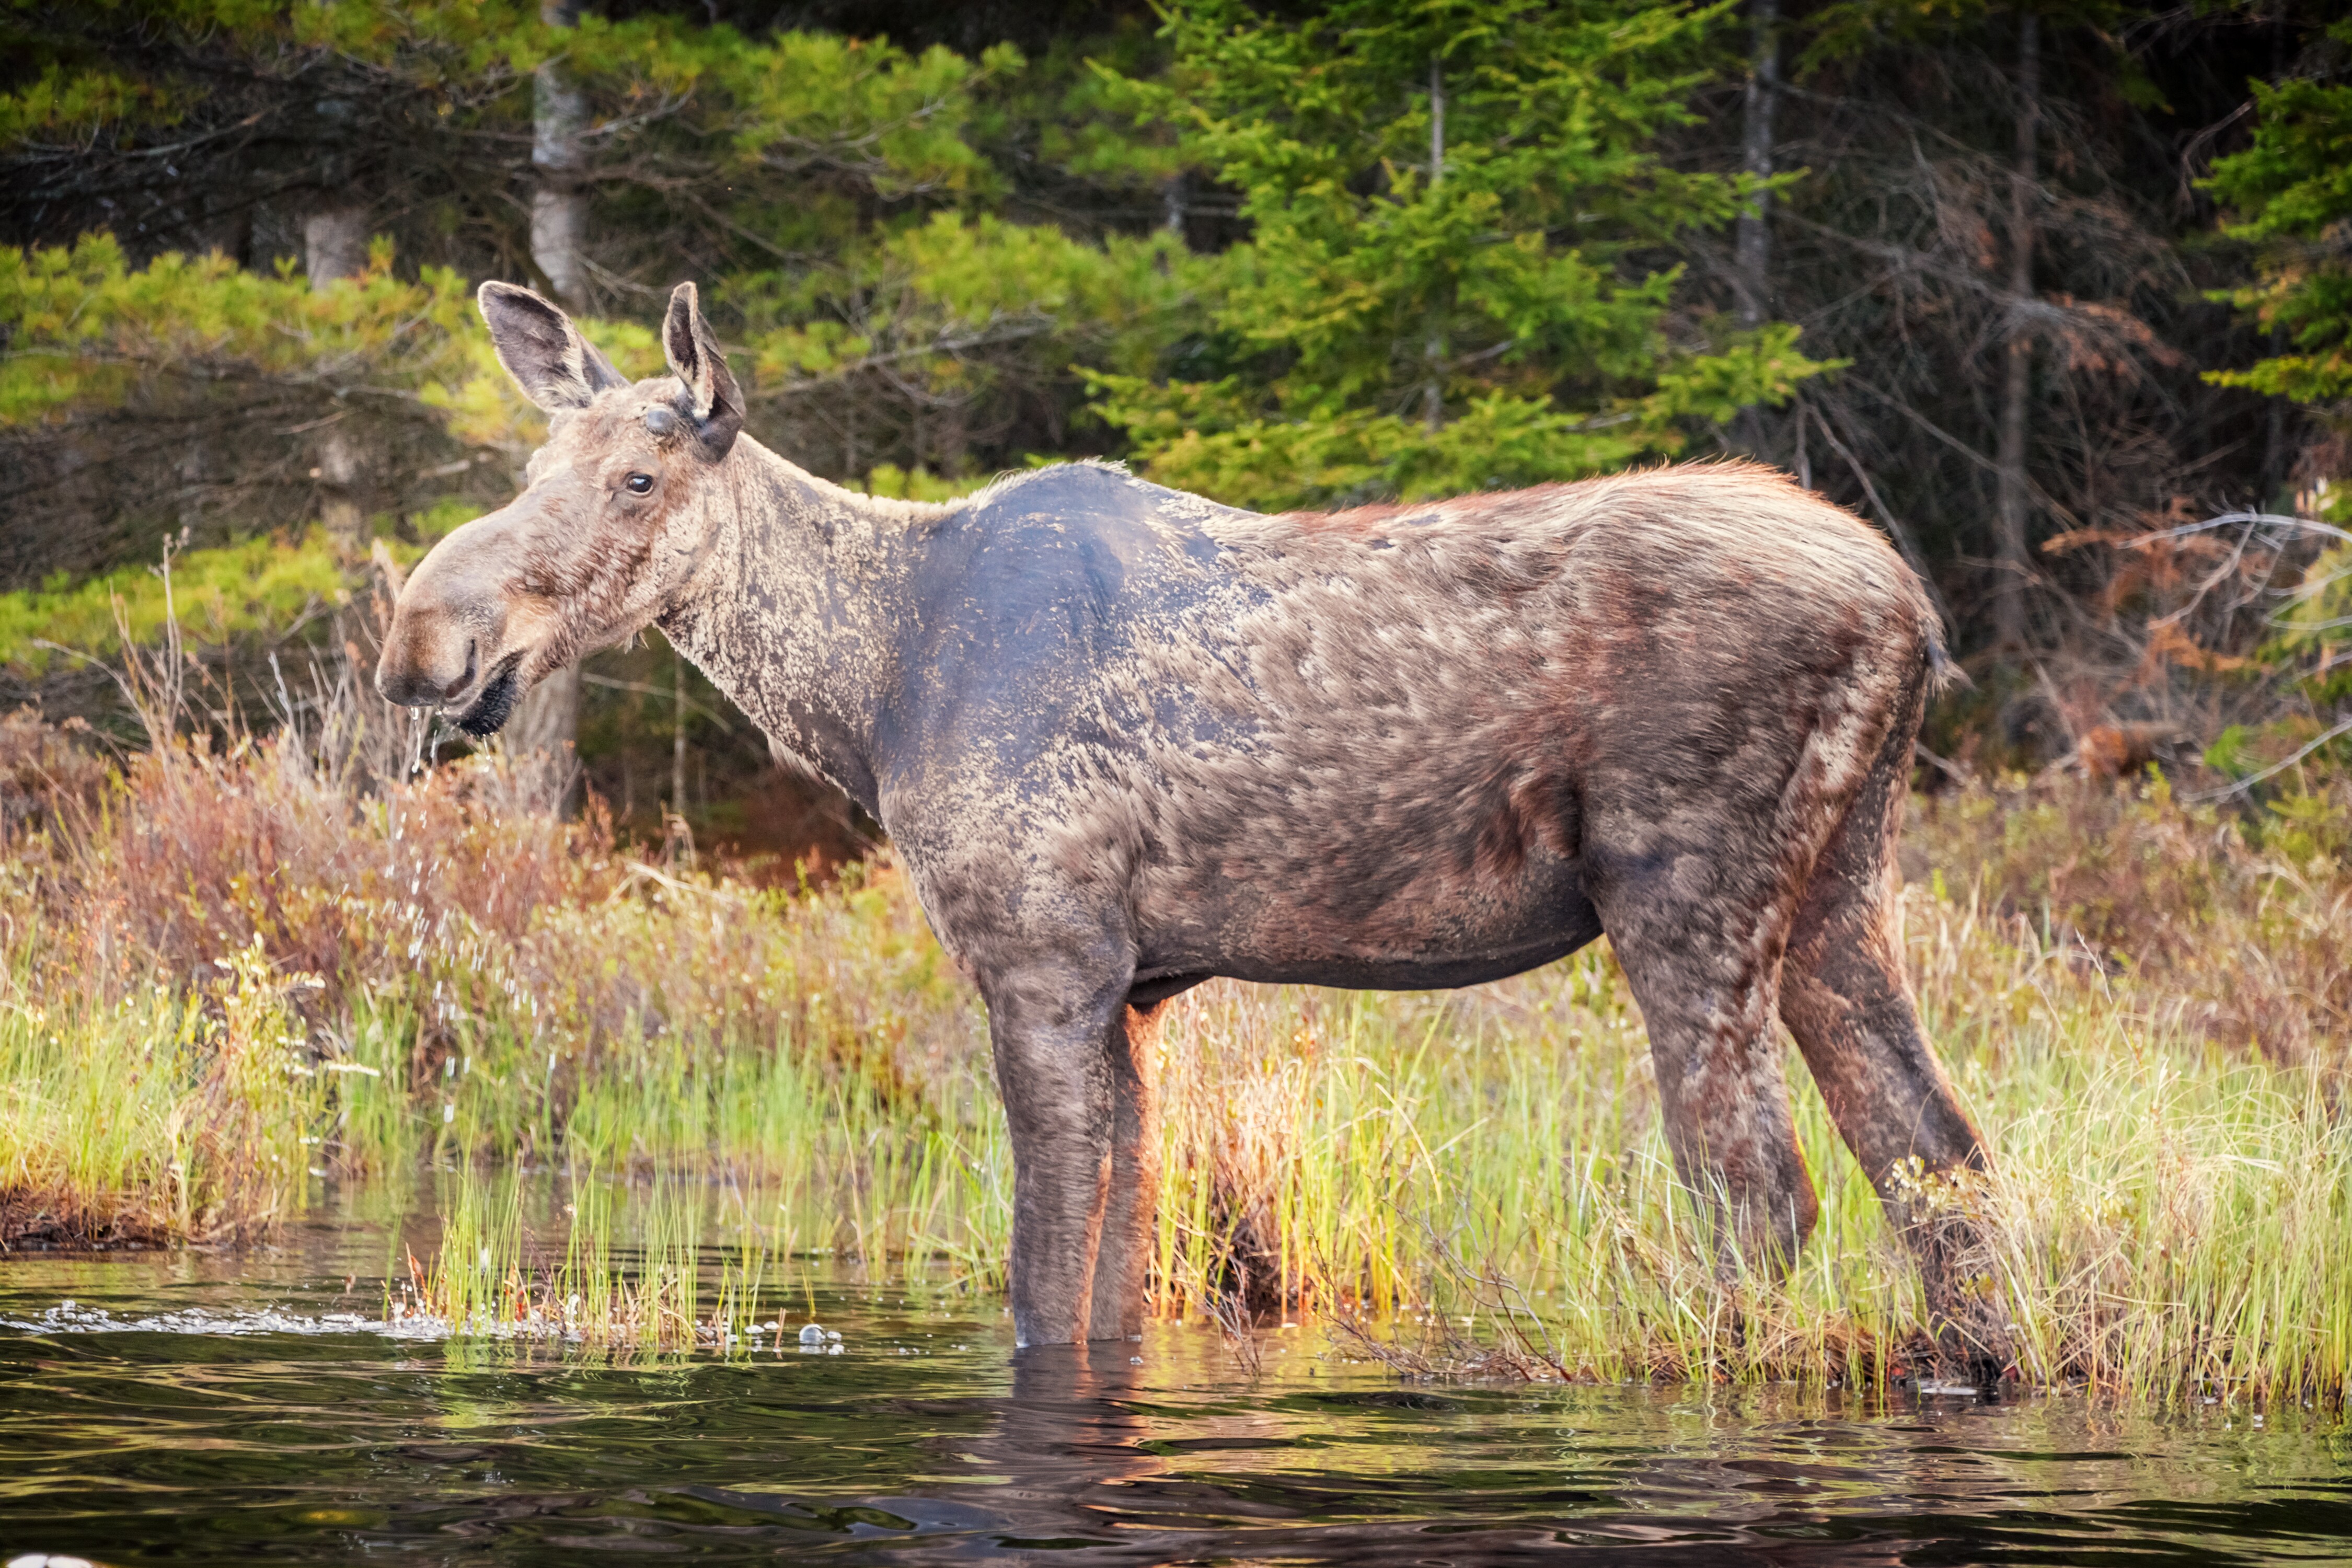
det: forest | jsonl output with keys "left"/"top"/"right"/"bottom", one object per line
{"left": 3, "top": 0, "right": 2348, "bottom": 834}
{"left": 2, "top": 0, "right": 2351, "bottom": 1427}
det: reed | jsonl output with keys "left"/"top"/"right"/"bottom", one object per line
{"left": 1146, "top": 896, "right": 2350, "bottom": 1402}
{"left": 396, "top": 1167, "right": 777, "bottom": 1351}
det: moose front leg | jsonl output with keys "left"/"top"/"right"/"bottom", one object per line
{"left": 1087, "top": 998, "right": 1167, "bottom": 1341}
{"left": 986, "top": 961, "right": 1131, "bottom": 1347}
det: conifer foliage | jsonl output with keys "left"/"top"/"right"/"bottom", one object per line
{"left": 2207, "top": 19, "right": 2352, "bottom": 455}
{"left": 1088, "top": 0, "right": 1832, "bottom": 509}
{"left": 2, "top": 0, "right": 2347, "bottom": 802}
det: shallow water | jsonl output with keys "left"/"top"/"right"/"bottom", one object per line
{"left": 2, "top": 1212, "right": 2348, "bottom": 1565}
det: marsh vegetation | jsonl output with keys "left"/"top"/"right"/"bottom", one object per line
{"left": 3, "top": 652, "right": 2346, "bottom": 1404}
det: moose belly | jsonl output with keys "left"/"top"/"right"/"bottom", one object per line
{"left": 1134, "top": 841, "right": 1604, "bottom": 997}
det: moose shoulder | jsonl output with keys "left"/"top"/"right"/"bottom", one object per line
{"left": 380, "top": 281, "right": 2002, "bottom": 1374}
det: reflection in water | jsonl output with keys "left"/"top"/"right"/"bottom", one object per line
{"left": 938, "top": 1346, "right": 2352, "bottom": 1567}
{"left": 0, "top": 1226, "right": 2345, "bottom": 1564}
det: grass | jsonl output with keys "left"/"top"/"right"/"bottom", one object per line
{"left": 394, "top": 1168, "right": 790, "bottom": 1353}
{"left": 1147, "top": 895, "right": 2350, "bottom": 1402}
{"left": 1, "top": 674, "right": 2348, "bottom": 1401}
{"left": 0, "top": 935, "right": 333, "bottom": 1244}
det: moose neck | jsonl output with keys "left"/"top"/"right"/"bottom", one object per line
{"left": 653, "top": 435, "right": 937, "bottom": 821}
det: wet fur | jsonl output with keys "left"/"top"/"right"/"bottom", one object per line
{"left": 385, "top": 288, "right": 2001, "bottom": 1371}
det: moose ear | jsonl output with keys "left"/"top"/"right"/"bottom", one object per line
{"left": 661, "top": 281, "right": 744, "bottom": 458}
{"left": 478, "top": 281, "right": 628, "bottom": 412}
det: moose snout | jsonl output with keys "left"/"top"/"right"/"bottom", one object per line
{"left": 377, "top": 570, "right": 499, "bottom": 710}
{"left": 375, "top": 625, "right": 479, "bottom": 709}
{"left": 374, "top": 508, "right": 521, "bottom": 710}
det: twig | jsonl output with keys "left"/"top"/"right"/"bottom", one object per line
{"left": 2127, "top": 510, "right": 2352, "bottom": 552}
{"left": 2186, "top": 719, "right": 2352, "bottom": 804}
{"left": 1204, "top": 1250, "right": 1265, "bottom": 1379}
{"left": 1915, "top": 740, "right": 1971, "bottom": 786}
{"left": 1807, "top": 398, "right": 1954, "bottom": 632}
{"left": 578, "top": 672, "right": 735, "bottom": 733}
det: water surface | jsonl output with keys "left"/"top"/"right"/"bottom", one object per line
{"left": 2, "top": 1212, "right": 2347, "bottom": 1565}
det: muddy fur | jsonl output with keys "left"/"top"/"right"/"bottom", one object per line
{"left": 381, "top": 283, "right": 2005, "bottom": 1373}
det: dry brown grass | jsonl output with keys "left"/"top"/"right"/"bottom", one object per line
{"left": 1911, "top": 771, "right": 2352, "bottom": 1067}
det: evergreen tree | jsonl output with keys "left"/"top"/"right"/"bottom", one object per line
{"left": 2206, "top": 17, "right": 2352, "bottom": 499}
{"left": 4, "top": 0, "right": 2345, "bottom": 794}
{"left": 2205, "top": 18, "right": 2352, "bottom": 693}
{"left": 0, "top": 3, "right": 1185, "bottom": 575}
{"left": 1085, "top": 0, "right": 1833, "bottom": 510}
{"left": 1708, "top": 0, "right": 2313, "bottom": 673}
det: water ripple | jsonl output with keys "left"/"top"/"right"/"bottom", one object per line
{"left": 0, "top": 1262, "right": 2345, "bottom": 1565}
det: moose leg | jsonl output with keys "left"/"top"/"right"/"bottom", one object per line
{"left": 1592, "top": 857, "right": 1818, "bottom": 1271}
{"left": 1780, "top": 722, "right": 2003, "bottom": 1371}
{"left": 987, "top": 962, "right": 1127, "bottom": 1348}
{"left": 1086, "top": 999, "right": 1167, "bottom": 1341}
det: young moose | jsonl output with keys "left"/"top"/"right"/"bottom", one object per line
{"left": 381, "top": 282, "right": 2001, "bottom": 1364}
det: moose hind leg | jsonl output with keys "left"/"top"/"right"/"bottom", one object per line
{"left": 1087, "top": 998, "right": 1166, "bottom": 1341}
{"left": 1591, "top": 854, "right": 1819, "bottom": 1272}
{"left": 1780, "top": 843, "right": 1984, "bottom": 1192}
{"left": 987, "top": 963, "right": 1124, "bottom": 1348}
{"left": 1780, "top": 709, "right": 2003, "bottom": 1370}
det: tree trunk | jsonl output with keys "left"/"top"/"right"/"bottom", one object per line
{"left": 512, "top": 0, "right": 590, "bottom": 781}
{"left": 305, "top": 206, "right": 369, "bottom": 546}
{"left": 303, "top": 207, "right": 368, "bottom": 290}
{"left": 531, "top": 0, "right": 592, "bottom": 313}
{"left": 1422, "top": 55, "right": 1446, "bottom": 434}
{"left": 1731, "top": 0, "right": 1780, "bottom": 454}
{"left": 1734, "top": 0, "right": 1779, "bottom": 332}
{"left": 1993, "top": 8, "right": 2040, "bottom": 652}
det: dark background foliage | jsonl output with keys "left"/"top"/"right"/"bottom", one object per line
{"left": 5, "top": 0, "right": 2348, "bottom": 859}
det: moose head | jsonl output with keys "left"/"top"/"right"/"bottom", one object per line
{"left": 376, "top": 281, "right": 745, "bottom": 734}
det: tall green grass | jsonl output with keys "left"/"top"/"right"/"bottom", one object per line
{"left": 399, "top": 1166, "right": 788, "bottom": 1352}
{"left": 1137, "top": 907, "right": 2350, "bottom": 1401}
{"left": 384, "top": 868, "right": 2347, "bottom": 1400}
{"left": 0, "top": 927, "right": 332, "bottom": 1242}
{"left": 378, "top": 901, "right": 2350, "bottom": 1402}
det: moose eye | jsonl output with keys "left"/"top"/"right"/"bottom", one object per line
{"left": 625, "top": 472, "right": 654, "bottom": 495}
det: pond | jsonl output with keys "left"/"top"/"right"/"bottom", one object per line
{"left": 2, "top": 1203, "right": 2348, "bottom": 1566}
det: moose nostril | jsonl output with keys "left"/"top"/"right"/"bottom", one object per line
{"left": 378, "top": 634, "right": 483, "bottom": 709}
{"left": 381, "top": 666, "right": 437, "bottom": 708}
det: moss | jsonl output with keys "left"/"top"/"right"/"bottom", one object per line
{"left": 0, "top": 530, "right": 354, "bottom": 676}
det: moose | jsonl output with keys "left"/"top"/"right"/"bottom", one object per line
{"left": 380, "top": 281, "right": 2002, "bottom": 1367}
